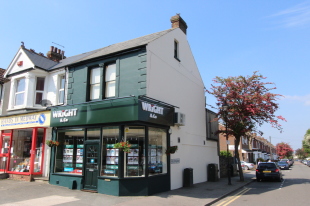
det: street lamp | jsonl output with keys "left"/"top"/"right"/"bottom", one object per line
{"left": 223, "top": 101, "right": 231, "bottom": 185}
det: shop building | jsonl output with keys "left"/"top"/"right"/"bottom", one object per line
{"left": 0, "top": 43, "right": 66, "bottom": 180}
{"left": 1, "top": 14, "right": 219, "bottom": 195}
{"left": 47, "top": 14, "right": 219, "bottom": 196}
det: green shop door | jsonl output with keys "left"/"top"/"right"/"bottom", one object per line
{"left": 84, "top": 143, "right": 99, "bottom": 191}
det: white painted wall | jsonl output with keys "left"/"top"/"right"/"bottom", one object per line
{"left": 147, "top": 29, "right": 219, "bottom": 190}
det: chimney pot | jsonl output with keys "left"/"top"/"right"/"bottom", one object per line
{"left": 51, "top": 46, "right": 54, "bottom": 52}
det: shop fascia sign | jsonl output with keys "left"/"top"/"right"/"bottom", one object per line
{"left": 1, "top": 113, "right": 47, "bottom": 127}
{"left": 52, "top": 108, "right": 78, "bottom": 123}
{"left": 141, "top": 101, "right": 164, "bottom": 119}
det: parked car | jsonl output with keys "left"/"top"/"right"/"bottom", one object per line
{"left": 241, "top": 161, "right": 255, "bottom": 170}
{"left": 280, "top": 159, "right": 291, "bottom": 167}
{"left": 256, "top": 162, "right": 283, "bottom": 182}
{"left": 307, "top": 160, "right": 310, "bottom": 167}
{"left": 302, "top": 160, "right": 308, "bottom": 165}
{"left": 277, "top": 161, "right": 290, "bottom": 170}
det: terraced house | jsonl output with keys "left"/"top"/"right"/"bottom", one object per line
{"left": 0, "top": 14, "right": 219, "bottom": 196}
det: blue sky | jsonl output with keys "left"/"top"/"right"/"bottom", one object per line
{"left": 1, "top": 1, "right": 309, "bottom": 150}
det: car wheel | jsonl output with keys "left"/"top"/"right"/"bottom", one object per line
{"left": 246, "top": 166, "right": 249, "bottom": 170}
{"left": 256, "top": 178, "right": 261, "bottom": 182}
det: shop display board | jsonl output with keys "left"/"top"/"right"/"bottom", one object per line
{"left": 104, "top": 144, "right": 119, "bottom": 175}
{"left": 126, "top": 144, "right": 143, "bottom": 176}
{"left": 63, "top": 144, "right": 83, "bottom": 174}
{"left": 148, "top": 145, "right": 163, "bottom": 173}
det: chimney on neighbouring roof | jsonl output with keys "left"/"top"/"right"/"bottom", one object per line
{"left": 46, "top": 46, "right": 66, "bottom": 62}
{"left": 170, "top": 14, "right": 188, "bottom": 34}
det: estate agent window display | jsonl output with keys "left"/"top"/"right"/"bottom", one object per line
{"left": 54, "top": 126, "right": 168, "bottom": 178}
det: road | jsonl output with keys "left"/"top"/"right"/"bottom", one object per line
{"left": 214, "top": 161, "right": 310, "bottom": 206}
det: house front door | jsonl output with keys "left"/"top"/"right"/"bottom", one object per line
{"left": 83, "top": 143, "right": 99, "bottom": 191}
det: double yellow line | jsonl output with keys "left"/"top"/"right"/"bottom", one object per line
{"left": 215, "top": 187, "right": 251, "bottom": 206}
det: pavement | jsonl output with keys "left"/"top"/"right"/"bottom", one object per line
{"left": 0, "top": 170, "right": 256, "bottom": 206}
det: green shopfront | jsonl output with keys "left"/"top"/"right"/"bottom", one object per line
{"left": 49, "top": 96, "right": 175, "bottom": 196}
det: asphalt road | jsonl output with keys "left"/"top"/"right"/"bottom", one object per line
{"left": 214, "top": 161, "right": 310, "bottom": 206}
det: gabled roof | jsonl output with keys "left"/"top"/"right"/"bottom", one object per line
{"left": 23, "top": 48, "right": 58, "bottom": 70}
{"left": 66, "top": 28, "right": 175, "bottom": 66}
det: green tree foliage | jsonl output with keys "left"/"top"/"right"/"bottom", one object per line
{"left": 220, "top": 150, "right": 232, "bottom": 157}
{"left": 302, "top": 129, "right": 310, "bottom": 154}
{"left": 206, "top": 71, "right": 286, "bottom": 181}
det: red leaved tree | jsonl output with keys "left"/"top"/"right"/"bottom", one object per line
{"left": 276, "top": 142, "right": 293, "bottom": 159}
{"left": 206, "top": 71, "right": 286, "bottom": 181}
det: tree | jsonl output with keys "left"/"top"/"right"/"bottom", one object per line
{"left": 295, "top": 148, "right": 308, "bottom": 159}
{"left": 276, "top": 142, "right": 293, "bottom": 158}
{"left": 206, "top": 71, "right": 286, "bottom": 181}
{"left": 302, "top": 129, "right": 310, "bottom": 154}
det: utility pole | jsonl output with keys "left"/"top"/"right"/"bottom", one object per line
{"left": 269, "top": 136, "right": 272, "bottom": 160}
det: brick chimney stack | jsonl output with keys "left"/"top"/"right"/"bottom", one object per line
{"left": 170, "top": 14, "right": 188, "bottom": 34}
{"left": 46, "top": 46, "right": 66, "bottom": 62}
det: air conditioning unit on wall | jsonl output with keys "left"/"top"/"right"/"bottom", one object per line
{"left": 174, "top": 112, "right": 185, "bottom": 126}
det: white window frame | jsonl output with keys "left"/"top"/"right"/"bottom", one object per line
{"left": 14, "top": 78, "right": 26, "bottom": 106}
{"left": 34, "top": 77, "right": 45, "bottom": 105}
{"left": 105, "top": 63, "right": 116, "bottom": 98}
{"left": 58, "top": 74, "right": 65, "bottom": 104}
{"left": 90, "top": 67, "right": 101, "bottom": 100}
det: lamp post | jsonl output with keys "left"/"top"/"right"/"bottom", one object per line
{"left": 223, "top": 101, "right": 231, "bottom": 185}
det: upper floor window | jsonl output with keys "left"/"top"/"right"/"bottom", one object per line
{"left": 58, "top": 75, "right": 65, "bottom": 104}
{"left": 174, "top": 40, "right": 180, "bottom": 61}
{"left": 15, "top": 78, "right": 25, "bottom": 106}
{"left": 90, "top": 67, "right": 100, "bottom": 100}
{"left": 105, "top": 63, "right": 116, "bottom": 98}
{"left": 35, "top": 77, "right": 45, "bottom": 105}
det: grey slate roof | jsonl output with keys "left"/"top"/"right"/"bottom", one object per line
{"left": 23, "top": 49, "right": 58, "bottom": 70}
{"left": 49, "top": 49, "right": 101, "bottom": 70}
{"left": 56, "top": 28, "right": 175, "bottom": 68}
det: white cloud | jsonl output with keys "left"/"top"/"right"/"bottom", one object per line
{"left": 283, "top": 94, "right": 310, "bottom": 105}
{"left": 270, "top": 1, "right": 310, "bottom": 28}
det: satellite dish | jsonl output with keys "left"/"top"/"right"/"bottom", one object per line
{"left": 40, "top": 99, "right": 52, "bottom": 107}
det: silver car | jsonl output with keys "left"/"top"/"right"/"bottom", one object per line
{"left": 241, "top": 161, "right": 254, "bottom": 170}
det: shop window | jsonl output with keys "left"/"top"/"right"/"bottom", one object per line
{"left": 101, "top": 126, "right": 120, "bottom": 177}
{"left": 124, "top": 126, "right": 145, "bottom": 177}
{"left": 9, "top": 128, "right": 44, "bottom": 173}
{"left": 105, "top": 63, "right": 116, "bottom": 98}
{"left": 58, "top": 75, "right": 65, "bottom": 104}
{"left": 90, "top": 67, "right": 101, "bottom": 100}
{"left": 55, "top": 129, "right": 84, "bottom": 175}
{"left": 35, "top": 77, "right": 45, "bottom": 105}
{"left": 148, "top": 127, "right": 167, "bottom": 176}
{"left": 15, "top": 78, "right": 25, "bottom": 106}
